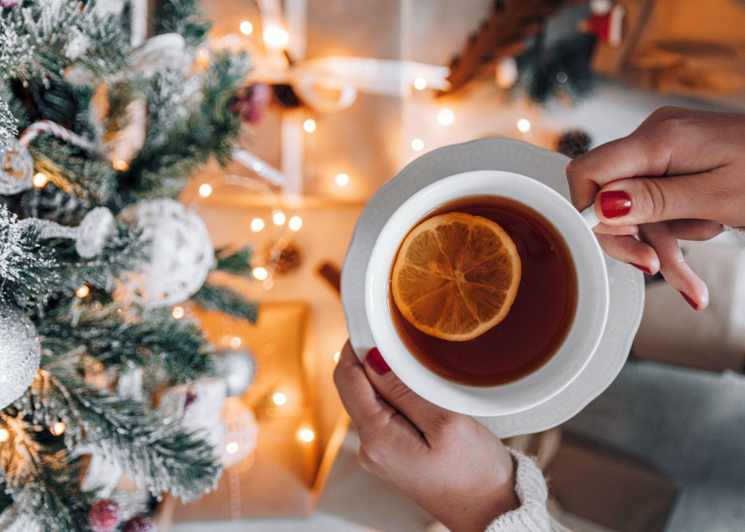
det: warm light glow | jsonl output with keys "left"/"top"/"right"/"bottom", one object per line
{"left": 263, "top": 25, "right": 289, "bottom": 50}
{"left": 51, "top": 422, "right": 66, "bottom": 436}
{"left": 262, "top": 278, "right": 274, "bottom": 290}
{"left": 229, "top": 336, "right": 242, "bottom": 348}
{"left": 413, "top": 77, "right": 427, "bottom": 90}
{"left": 517, "top": 118, "right": 531, "bottom": 133}
{"left": 411, "top": 139, "right": 424, "bottom": 152}
{"left": 437, "top": 109, "right": 455, "bottom": 126}
{"left": 334, "top": 351, "right": 341, "bottom": 363}
{"left": 0, "top": 429, "right": 8, "bottom": 442}
{"left": 250, "top": 218, "right": 265, "bottom": 232}
{"left": 113, "top": 159, "right": 129, "bottom": 171}
{"left": 303, "top": 119, "right": 317, "bottom": 133}
{"left": 75, "top": 285, "right": 90, "bottom": 298}
{"left": 253, "top": 162, "right": 263, "bottom": 172}
{"left": 172, "top": 306, "right": 185, "bottom": 319}
{"left": 298, "top": 428, "right": 315, "bottom": 442}
{"left": 33, "top": 172, "right": 48, "bottom": 188}
{"left": 199, "top": 183, "right": 212, "bottom": 197}
{"left": 252, "top": 267, "right": 268, "bottom": 281}
{"left": 335, "top": 173, "right": 350, "bottom": 187}
{"left": 240, "top": 21, "right": 253, "bottom": 35}
{"left": 272, "top": 211, "right": 286, "bottom": 226}
{"left": 226, "top": 442, "right": 239, "bottom": 454}
{"left": 288, "top": 216, "right": 303, "bottom": 231}
{"left": 272, "top": 392, "right": 288, "bottom": 406}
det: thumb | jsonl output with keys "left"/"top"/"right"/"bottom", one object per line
{"left": 364, "top": 348, "right": 459, "bottom": 439}
{"left": 594, "top": 173, "right": 724, "bottom": 225}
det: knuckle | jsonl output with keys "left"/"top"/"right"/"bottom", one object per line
{"left": 431, "top": 411, "right": 469, "bottom": 437}
{"left": 358, "top": 444, "right": 386, "bottom": 474}
{"left": 639, "top": 178, "right": 667, "bottom": 220}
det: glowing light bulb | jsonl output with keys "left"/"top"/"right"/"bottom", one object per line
{"left": 517, "top": 119, "right": 531, "bottom": 133}
{"left": 298, "top": 428, "right": 315, "bottom": 442}
{"left": 413, "top": 77, "right": 427, "bottom": 90}
{"left": 172, "top": 306, "right": 185, "bottom": 319}
{"left": 51, "top": 422, "right": 66, "bottom": 436}
{"left": 113, "top": 159, "right": 129, "bottom": 171}
{"left": 303, "top": 119, "right": 317, "bottom": 133}
{"left": 240, "top": 21, "right": 253, "bottom": 35}
{"left": 32, "top": 172, "right": 48, "bottom": 188}
{"left": 288, "top": 216, "right": 302, "bottom": 231}
{"left": 199, "top": 183, "right": 212, "bottom": 197}
{"left": 262, "top": 278, "right": 274, "bottom": 290}
{"left": 251, "top": 218, "right": 265, "bottom": 232}
{"left": 252, "top": 267, "right": 268, "bottom": 281}
{"left": 263, "top": 25, "right": 289, "bottom": 50}
{"left": 230, "top": 336, "right": 242, "bottom": 348}
{"left": 0, "top": 428, "right": 9, "bottom": 442}
{"left": 335, "top": 173, "right": 350, "bottom": 187}
{"left": 411, "top": 139, "right": 424, "bottom": 152}
{"left": 253, "top": 162, "right": 263, "bottom": 172}
{"left": 226, "top": 442, "right": 239, "bottom": 454}
{"left": 76, "top": 285, "right": 90, "bottom": 298}
{"left": 437, "top": 109, "right": 455, "bottom": 126}
{"left": 272, "top": 392, "right": 288, "bottom": 406}
{"left": 273, "top": 211, "right": 286, "bottom": 225}
{"left": 334, "top": 351, "right": 341, "bottom": 363}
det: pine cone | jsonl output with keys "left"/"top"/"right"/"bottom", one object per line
{"left": 88, "top": 500, "right": 122, "bottom": 532}
{"left": 273, "top": 84, "right": 302, "bottom": 109}
{"left": 274, "top": 243, "right": 302, "bottom": 275}
{"left": 557, "top": 129, "right": 592, "bottom": 159}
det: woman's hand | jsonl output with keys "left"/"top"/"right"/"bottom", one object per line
{"left": 334, "top": 342, "right": 518, "bottom": 532}
{"left": 567, "top": 107, "right": 745, "bottom": 311}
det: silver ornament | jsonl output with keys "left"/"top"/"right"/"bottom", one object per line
{"left": 117, "top": 199, "right": 214, "bottom": 308}
{"left": 217, "top": 349, "right": 257, "bottom": 397}
{"left": 0, "top": 302, "right": 41, "bottom": 409}
{"left": 0, "top": 139, "right": 33, "bottom": 195}
{"left": 221, "top": 397, "right": 259, "bottom": 468}
{"left": 18, "top": 207, "right": 115, "bottom": 259}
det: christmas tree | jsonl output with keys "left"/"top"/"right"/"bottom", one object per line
{"left": 0, "top": 1, "right": 257, "bottom": 530}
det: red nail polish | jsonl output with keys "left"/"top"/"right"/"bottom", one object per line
{"left": 366, "top": 348, "right": 391, "bottom": 375}
{"left": 630, "top": 263, "right": 652, "bottom": 274}
{"left": 600, "top": 191, "right": 631, "bottom": 219}
{"left": 680, "top": 292, "right": 699, "bottom": 311}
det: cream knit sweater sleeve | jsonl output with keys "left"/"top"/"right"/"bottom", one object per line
{"left": 485, "top": 449, "right": 570, "bottom": 532}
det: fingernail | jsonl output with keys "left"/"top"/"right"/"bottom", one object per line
{"left": 366, "top": 348, "right": 390, "bottom": 375}
{"left": 680, "top": 292, "right": 699, "bottom": 311}
{"left": 630, "top": 263, "right": 652, "bottom": 274}
{"left": 600, "top": 191, "right": 631, "bottom": 219}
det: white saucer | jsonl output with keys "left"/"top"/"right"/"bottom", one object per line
{"left": 341, "top": 138, "right": 644, "bottom": 437}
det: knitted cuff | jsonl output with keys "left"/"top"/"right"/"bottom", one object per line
{"left": 724, "top": 225, "right": 745, "bottom": 240}
{"left": 485, "top": 449, "right": 566, "bottom": 532}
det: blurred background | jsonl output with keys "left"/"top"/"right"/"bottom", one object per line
{"left": 163, "top": 1, "right": 745, "bottom": 531}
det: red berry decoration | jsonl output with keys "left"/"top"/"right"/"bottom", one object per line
{"left": 87, "top": 500, "right": 122, "bottom": 532}
{"left": 123, "top": 515, "right": 156, "bottom": 532}
{"left": 0, "top": 0, "right": 19, "bottom": 9}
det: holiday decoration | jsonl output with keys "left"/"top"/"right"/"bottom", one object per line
{"left": 218, "top": 349, "right": 257, "bottom": 398}
{"left": 18, "top": 120, "right": 109, "bottom": 161}
{"left": 221, "top": 397, "right": 260, "bottom": 468}
{"left": 87, "top": 500, "right": 122, "bottom": 532}
{"left": 159, "top": 379, "right": 227, "bottom": 450}
{"left": 0, "top": 0, "right": 18, "bottom": 10}
{"left": 0, "top": 302, "right": 41, "bottom": 409}
{"left": 119, "top": 199, "right": 214, "bottom": 308}
{"left": 557, "top": 129, "right": 592, "bottom": 159}
{"left": 122, "top": 515, "right": 156, "bottom": 532}
{"left": 231, "top": 83, "right": 272, "bottom": 123}
{"left": 0, "top": 139, "right": 33, "bottom": 195}
{"left": 580, "top": 0, "right": 626, "bottom": 47}
{"left": 495, "top": 57, "right": 519, "bottom": 89}
{"left": 273, "top": 242, "right": 302, "bottom": 275}
{"left": 18, "top": 207, "right": 115, "bottom": 258}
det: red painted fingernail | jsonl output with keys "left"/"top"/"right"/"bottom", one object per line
{"left": 366, "top": 348, "right": 390, "bottom": 375}
{"left": 680, "top": 292, "right": 699, "bottom": 311}
{"left": 630, "top": 263, "right": 652, "bottom": 274}
{"left": 600, "top": 191, "right": 631, "bottom": 219}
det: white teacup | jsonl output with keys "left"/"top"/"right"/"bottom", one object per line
{"left": 365, "top": 170, "right": 608, "bottom": 416}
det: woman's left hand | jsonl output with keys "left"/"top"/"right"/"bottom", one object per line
{"left": 333, "top": 342, "right": 518, "bottom": 532}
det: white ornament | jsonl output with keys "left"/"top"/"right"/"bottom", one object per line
{"left": 0, "top": 302, "right": 41, "bottom": 409}
{"left": 118, "top": 199, "right": 214, "bottom": 308}
{"left": 495, "top": 57, "right": 519, "bottom": 89}
{"left": 0, "top": 139, "right": 33, "bottom": 195}
{"left": 218, "top": 349, "right": 257, "bottom": 397}
{"left": 18, "top": 207, "right": 115, "bottom": 259}
{"left": 221, "top": 398, "right": 259, "bottom": 468}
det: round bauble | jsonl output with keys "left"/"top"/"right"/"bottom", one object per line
{"left": 217, "top": 349, "right": 257, "bottom": 397}
{"left": 0, "top": 302, "right": 41, "bottom": 409}
{"left": 221, "top": 397, "right": 259, "bottom": 468}
{"left": 76, "top": 207, "right": 115, "bottom": 258}
{"left": 87, "top": 500, "right": 122, "bottom": 532}
{"left": 0, "top": 139, "right": 33, "bottom": 195}
{"left": 122, "top": 515, "right": 156, "bottom": 532}
{"left": 118, "top": 199, "right": 213, "bottom": 308}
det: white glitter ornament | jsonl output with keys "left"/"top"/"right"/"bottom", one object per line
{"left": 118, "top": 199, "right": 213, "bottom": 308}
{"left": 221, "top": 398, "right": 259, "bottom": 468}
{"left": 18, "top": 207, "right": 115, "bottom": 258}
{"left": 0, "top": 139, "right": 33, "bottom": 195}
{"left": 0, "top": 302, "right": 41, "bottom": 409}
{"left": 217, "top": 349, "right": 257, "bottom": 397}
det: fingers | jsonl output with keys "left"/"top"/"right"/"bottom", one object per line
{"left": 363, "top": 348, "right": 463, "bottom": 444}
{"left": 639, "top": 224, "right": 709, "bottom": 310}
{"left": 668, "top": 219, "right": 724, "bottom": 241}
{"left": 593, "top": 223, "right": 639, "bottom": 236}
{"left": 596, "top": 233, "right": 660, "bottom": 274}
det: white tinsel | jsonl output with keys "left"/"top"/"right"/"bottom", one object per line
{"left": 0, "top": 99, "right": 18, "bottom": 149}
{"left": 0, "top": 17, "right": 34, "bottom": 80}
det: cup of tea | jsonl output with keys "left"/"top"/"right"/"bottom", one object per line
{"left": 365, "top": 170, "right": 608, "bottom": 416}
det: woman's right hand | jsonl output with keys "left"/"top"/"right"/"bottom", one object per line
{"left": 567, "top": 107, "right": 745, "bottom": 310}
